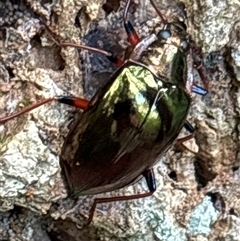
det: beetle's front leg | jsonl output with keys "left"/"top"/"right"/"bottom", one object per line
{"left": 0, "top": 96, "right": 89, "bottom": 125}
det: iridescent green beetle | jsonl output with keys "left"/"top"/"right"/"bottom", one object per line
{"left": 0, "top": 0, "right": 207, "bottom": 225}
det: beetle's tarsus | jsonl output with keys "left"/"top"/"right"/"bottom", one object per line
{"left": 184, "top": 120, "right": 194, "bottom": 133}
{"left": 142, "top": 168, "right": 156, "bottom": 192}
{"left": 192, "top": 85, "right": 208, "bottom": 96}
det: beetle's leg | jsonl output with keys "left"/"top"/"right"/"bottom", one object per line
{"left": 149, "top": 0, "right": 166, "bottom": 25}
{"left": 184, "top": 120, "right": 194, "bottom": 133}
{"left": 195, "top": 64, "right": 209, "bottom": 91}
{"left": 192, "top": 84, "right": 208, "bottom": 96}
{"left": 85, "top": 169, "right": 156, "bottom": 226}
{"left": 123, "top": 0, "right": 167, "bottom": 48}
{"left": 190, "top": 43, "right": 209, "bottom": 91}
{"left": 177, "top": 134, "right": 194, "bottom": 144}
{"left": 0, "top": 96, "right": 89, "bottom": 125}
{"left": 42, "top": 22, "right": 112, "bottom": 58}
{"left": 123, "top": 0, "right": 141, "bottom": 47}
{"left": 182, "top": 120, "right": 195, "bottom": 142}
{"left": 176, "top": 120, "right": 196, "bottom": 154}
{"left": 176, "top": 134, "right": 197, "bottom": 155}
{"left": 42, "top": 21, "right": 124, "bottom": 67}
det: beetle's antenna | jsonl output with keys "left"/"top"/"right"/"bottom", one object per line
{"left": 42, "top": 20, "right": 112, "bottom": 57}
{"left": 123, "top": 0, "right": 131, "bottom": 22}
{"left": 149, "top": 0, "right": 167, "bottom": 25}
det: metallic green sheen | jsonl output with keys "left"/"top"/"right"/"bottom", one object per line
{"left": 61, "top": 62, "right": 190, "bottom": 197}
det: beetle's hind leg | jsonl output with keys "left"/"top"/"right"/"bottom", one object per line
{"left": 84, "top": 169, "right": 156, "bottom": 227}
{"left": 0, "top": 96, "right": 89, "bottom": 125}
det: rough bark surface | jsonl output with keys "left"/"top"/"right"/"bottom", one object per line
{"left": 0, "top": 0, "right": 240, "bottom": 240}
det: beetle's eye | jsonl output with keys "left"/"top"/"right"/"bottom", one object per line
{"left": 157, "top": 29, "right": 171, "bottom": 40}
{"left": 182, "top": 40, "right": 189, "bottom": 50}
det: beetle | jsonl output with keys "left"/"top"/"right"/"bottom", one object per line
{"left": 0, "top": 0, "right": 207, "bottom": 225}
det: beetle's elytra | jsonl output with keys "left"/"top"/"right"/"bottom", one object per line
{"left": 62, "top": 61, "right": 191, "bottom": 196}
{"left": 0, "top": 0, "right": 207, "bottom": 225}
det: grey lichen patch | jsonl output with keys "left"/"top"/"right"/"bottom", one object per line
{"left": 209, "top": 215, "right": 240, "bottom": 241}
{"left": 187, "top": 195, "right": 219, "bottom": 236}
{"left": 182, "top": 0, "right": 240, "bottom": 54}
{"left": 0, "top": 119, "right": 62, "bottom": 212}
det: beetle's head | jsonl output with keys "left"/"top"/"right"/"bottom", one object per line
{"left": 156, "top": 22, "right": 189, "bottom": 51}
{"left": 139, "top": 21, "right": 191, "bottom": 89}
